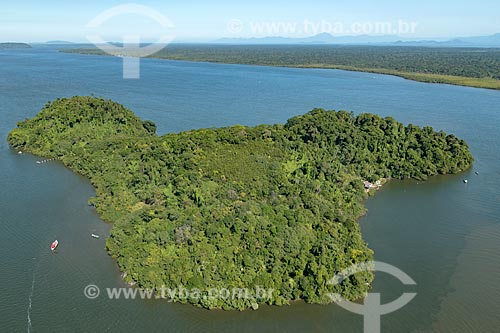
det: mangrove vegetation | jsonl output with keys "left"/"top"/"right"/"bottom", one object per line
{"left": 8, "top": 96, "right": 473, "bottom": 310}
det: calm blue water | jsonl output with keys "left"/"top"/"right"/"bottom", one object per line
{"left": 1, "top": 45, "right": 500, "bottom": 332}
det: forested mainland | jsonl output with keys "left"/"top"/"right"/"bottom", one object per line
{"left": 8, "top": 97, "right": 473, "bottom": 310}
{"left": 63, "top": 45, "right": 500, "bottom": 90}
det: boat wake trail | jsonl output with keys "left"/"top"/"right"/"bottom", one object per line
{"left": 27, "top": 262, "right": 36, "bottom": 333}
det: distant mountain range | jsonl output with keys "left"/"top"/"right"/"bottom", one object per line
{"left": 4, "top": 33, "right": 500, "bottom": 48}
{"left": 215, "top": 33, "right": 402, "bottom": 45}
{"left": 214, "top": 33, "right": 500, "bottom": 47}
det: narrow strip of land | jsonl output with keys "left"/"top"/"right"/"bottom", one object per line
{"left": 293, "top": 64, "right": 500, "bottom": 90}
{"left": 62, "top": 45, "right": 500, "bottom": 90}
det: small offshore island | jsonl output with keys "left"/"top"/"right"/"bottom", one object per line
{"left": 0, "top": 42, "right": 32, "bottom": 49}
{"left": 8, "top": 97, "right": 473, "bottom": 310}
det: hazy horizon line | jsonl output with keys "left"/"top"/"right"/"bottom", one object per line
{"left": 2, "top": 31, "right": 500, "bottom": 45}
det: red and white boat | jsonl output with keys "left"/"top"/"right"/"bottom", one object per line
{"left": 51, "top": 240, "right": 59, "bottom": 251}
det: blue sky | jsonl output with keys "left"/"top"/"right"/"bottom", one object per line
{"left": 1, "top": 0, "right": 500, "bottom": 42}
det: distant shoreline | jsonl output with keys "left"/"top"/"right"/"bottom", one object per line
{"left": 291, "top": 64, "right": 500, "bottom": 90}
{"left": 61, "top": 46, "right": 500, "bottom": 91}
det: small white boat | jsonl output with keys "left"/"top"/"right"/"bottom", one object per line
{"left": 91, "top": 234, "right": 100, "bottom": 239}
{"left": 51, "top": 240, "right": 59, "bottom": 251}
{"left": 463, "top": 179, "right": 468, "bottom": 184}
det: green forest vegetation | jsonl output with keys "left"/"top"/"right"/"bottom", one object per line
{"left": 8, "top": 96, "right": 473, "bottom": 310}
{"left": 63, "top": 45, "right": 500, "bottom": 89}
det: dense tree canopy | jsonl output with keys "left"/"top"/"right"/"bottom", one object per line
{"left": 8, "top": 96, "right": 473, "bottom": 310}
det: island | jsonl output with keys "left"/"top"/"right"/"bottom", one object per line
{"left": 62, "top": 45, "right": 500, "bottom": 90}
{"left": 8, "top": 96, "right": 473, "bottom": 310}
{"left": 0, "top": 42, "right": 32, "bottom": 49}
